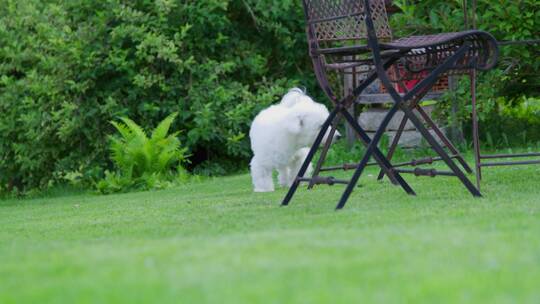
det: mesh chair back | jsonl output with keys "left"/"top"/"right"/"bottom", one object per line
{"left": 303, "top": 0, "right": 392, "bottom": 42}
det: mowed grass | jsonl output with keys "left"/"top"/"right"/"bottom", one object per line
{"left": 1, "top": 162, "right": 540, "bottom": 303}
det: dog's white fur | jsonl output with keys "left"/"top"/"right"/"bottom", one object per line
{"left": 249, "top": 88, "right": 339, "bottom": 192}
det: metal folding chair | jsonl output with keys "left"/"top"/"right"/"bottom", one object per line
{"left": 281, "top": 0, "right": 499, "bottom": 209}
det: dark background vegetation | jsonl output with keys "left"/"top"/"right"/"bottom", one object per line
{"left": 0, "top": 0, "right": 538, "bottom": 193}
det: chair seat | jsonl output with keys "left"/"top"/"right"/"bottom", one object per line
{"left": 322, "top": 30, "right": 498, "bottom": 76}
{"left": 383, "top": 30, "right": 489, "bottom": 49}
{"left": 382, "top": 30, "right": 498, "bottom": 72}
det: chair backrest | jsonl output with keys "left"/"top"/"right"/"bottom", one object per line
{"left": 302, "top": 0, "right": 392, "bottom": 43}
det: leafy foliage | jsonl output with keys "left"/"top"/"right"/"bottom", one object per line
{"left": 392, "top": 0, "right": 539, "bottom": 143}
{"left": 0, "top": 0, "right": 538, "bottom": 193}
{"left": 96, "top": 112, "right": 189, "bottom": 194}
{"left": 0, "top": 0, "right": 311, "bottom": 193}
{"left": 392, "top": 0, "right": 540, "bottom": 92}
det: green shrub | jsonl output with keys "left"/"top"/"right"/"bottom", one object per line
{"left": 392, "top": 0, "right": 539, "bottom": 144}
{"left": 0, "top": 0, "right": 310, "bottom": 193}
{"left": 96, "top": 112, "right": 189, "bottom": 194}
{"left": 392, "top": 0, "right": 539, "bottom": 101}
{"left": 469, "top": 95, "right": 540, "bottom": 148}
{"left": 434, "top": 71, "right": 540, "bottom": 147}
{"left": 392, "top": 0, "right": 540, "bottom": 95}
{"left": 0, "top": 0, "right": 538, "bottom": 193}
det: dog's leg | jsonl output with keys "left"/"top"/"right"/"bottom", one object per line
{"left": 250, "top": 158, "right": 275, "bottom": 192}
{"left": 277, "top": 166, "right": 291, "bottom": 188}
{"left": 289, "top": 148, "right": 313, "bottom": 186}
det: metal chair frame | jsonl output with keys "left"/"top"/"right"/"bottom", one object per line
{"left": 376, "top": 0, "right": 540, "bottom": 188}
{"left": 464, "top": 0, "right": 540, "bottom": 189}
{"left": 282, "top": 0, "right": 499, "bottom": 209}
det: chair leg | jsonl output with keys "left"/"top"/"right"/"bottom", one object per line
{"left": 308, "top": 115, "right": 341, "bottom": 190}
{"left": 376, "top": 81, "right": 419, "bottom": 182}
{"left": 336, "top": 104, "right": 406, "bottom": 210}
{"left": 415, "top": 105, "right": 473, "bottom": 174}
{"left": 400, "top": 105, "right": 482, "bottom": 197}
{"left": 377, "top": 103, "right": 472, "bottom": 180}
{"left": 281, "top": 108, "right": 339, "bottom": 206}
{"left": 341, "top": 109, "right": 415, "bottom": 195}
{"left": 377, "top": 114, "right": 408, "bottom": 181}
{"left": 342, "top": 110, "right": 398, "bottom": 185}
{"left": 471, "top": 70, "right": 482, "bottom": 190}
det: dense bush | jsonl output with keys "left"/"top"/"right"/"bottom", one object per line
{"left": 0, "top": 0, "right": 313, "bottom": 192}
{"left": 392, "top": 0, "right": 539, "bottom": 95}
{"left": 0, "top": 0, "right": 538, "bottom": 193}
{"left": 392, "top": 0, "right": 540, "bottom": 143}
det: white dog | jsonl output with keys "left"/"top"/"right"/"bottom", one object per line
{"left": 249, "top": 88, "right": 340, "bottom": 192}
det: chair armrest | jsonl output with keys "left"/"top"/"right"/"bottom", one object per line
{"left": 315, "top": 45, "right": 401, "bottom": 57}
{"left": 315, "top": 45, "right": 371, "bottom": 56}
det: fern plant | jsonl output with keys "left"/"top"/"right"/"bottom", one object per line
{"left": 97, "top": 112, "right": 189, "bottom": 193}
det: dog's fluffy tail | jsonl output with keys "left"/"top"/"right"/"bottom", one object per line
{"left": 279, "top": 87, "right": 308, "bottom": 108}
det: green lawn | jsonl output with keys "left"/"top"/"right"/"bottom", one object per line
{"left": 1, "top": 162, "right": 540, "bottom": 303}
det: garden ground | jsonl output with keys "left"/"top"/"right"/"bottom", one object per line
{"left": 1, "top": 158, "right": 540, "bottom": 303}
